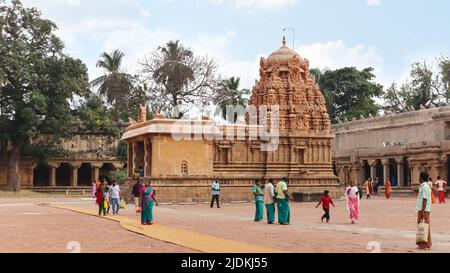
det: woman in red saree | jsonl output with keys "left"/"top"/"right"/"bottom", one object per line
{"left": 385, "top": 180, "right": 393, "bottom": 199}
{"left": 345, "top": 181, "right": 360, "bottom": 224}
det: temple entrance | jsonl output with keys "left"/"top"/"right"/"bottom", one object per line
{"left": 134, "top": 141, "right": 145, "bottom": 174}
{"left": 389, "top": 160, "right": 398, "bottom": 186}
{"left": 78, "top": 163, "right": 92, "bottom": 186}
{"left": 403, "top": 158, "right": 410, "bottom": 187}
{"left": 375, "top": 160, "right": 383, "bottom": 182}
{"left": 56, "top": 163, "right": 71, "bottom": 186}
{"left": 363, "top": 161, "right": 370, "bottom": 180}
{"left": 33, "top": 164, "right": 50, "bottom": 186}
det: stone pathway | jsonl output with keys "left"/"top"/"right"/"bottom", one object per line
{"left": 45, "top": 204, "right": 284, "bottom": 253}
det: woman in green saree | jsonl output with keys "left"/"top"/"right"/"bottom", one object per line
{"left": 139, "top": 181, "right": 158, "bottom": 225}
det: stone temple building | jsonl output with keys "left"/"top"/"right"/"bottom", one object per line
{"left": 0, "top": 132, "right": 123, "bottom": 191}
{"left": 121, "top": 37, "right": 340, "bottom": 203}
{"left": 332, "top": 106, "right": 450, "bottom": 190}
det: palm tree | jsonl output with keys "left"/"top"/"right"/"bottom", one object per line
{"left": 213, "top": 77, "right": 250, "bottom": 123}
{"left": 153, "top": 40, "right": 195, "bottom": 109}
{"left": 91, "top": 49, "right": 134, "bottom": 105}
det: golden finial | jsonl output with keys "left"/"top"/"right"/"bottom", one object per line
{"left": 282, "top": 33, "right": 286, "bottom": 46}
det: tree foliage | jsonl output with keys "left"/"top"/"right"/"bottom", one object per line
{"left": 213, "top": 77, "right": 250, "bottom": 123}
{"left": 312, "top": 67, "right": 383, "bottom": 123}
{"left": 91, "top": 49, "right": 134, "bottom": 107}
{"left": 0, "top": 0, "right": 90, "bottom": 190}
{"left": 140, "top": 40, "right": 220, "bottom": 118}
{"left": 383, "top": 57, "right": 450, "bottom": 112}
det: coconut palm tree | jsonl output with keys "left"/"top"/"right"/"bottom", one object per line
{"left": 152, "top": 40, "right": 195, "bottom": 106}
{"left": 213, "top": 77, "right": 250, "bottom": 123}
{"left": 91, "top": 49, "right": 134, "bottom": 105}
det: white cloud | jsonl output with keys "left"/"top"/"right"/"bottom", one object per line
{"left": 298, "top": 40, "right": 384, "bottom": 80}
{"left": 366, "top": 0, "right": 381, "bottom": 6}
{"left": 66, "top": 0, "right": 81, "bottom": 6}
{"left": 210, "top": 0, "right": 298, "bottom": 11}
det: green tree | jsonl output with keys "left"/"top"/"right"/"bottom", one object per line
{"left": 115, "top": 140, "right": 128, "bottom": 164}
{"left": 0, "top": 0, "right": 90, "bottom": 191}
{"left": 313, "top": 67, "right": 383, "bottom": 123}
{"left": 213, "top": 77, "right": 250, "bottom": 123}
{"left": 140, "top": 40, "right": 220, "bottom": 118}
{"left": 91, "top": 49, "right": 134, "bottom": 109}
{"left": 74, "top": 94, "right": 121, "bottom": 137}
{"left": 383, "top": 57, "right": 450, "bottom": 112}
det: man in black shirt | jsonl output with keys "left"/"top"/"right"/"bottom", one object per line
{"left": 132, "top": 179, "right": 143, "bottom": 215}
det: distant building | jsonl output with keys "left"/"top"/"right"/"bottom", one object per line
{"left": 0, "top": 132, "right": 124, "bottom": 189}
{"left": 332, "top": 107, "right": 450, "bottom": 189}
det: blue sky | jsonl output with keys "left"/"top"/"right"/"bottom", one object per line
{"left": 21, "top": 0, "right": 450, "bottom": 90}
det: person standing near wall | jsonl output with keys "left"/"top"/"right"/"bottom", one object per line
{"left": 435, "top": 176, "right": 447, "bottom": 204}
{"left": 275, "top": 177, "right": 293, "bottom": 225}
{"left": 109, "top": 180, "right": 121, "bottom": 215}
{"left": 252, "top": 180, "right": 264, "bottom": 222}
{"left": 264, "top": 179, "right": 276, "bottom": 224}
{"left": 210, "top": 180, "right": 220, "bottom": 208}
{"left": 417, "top": 171, "right": 432, "bottom": 250}
{"left": 133, "top": 178, "right": 143, "bottom": 215}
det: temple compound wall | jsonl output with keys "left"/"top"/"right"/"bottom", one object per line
{"left": 121, "top": 37, "right": 340, "bottom": 203}
{"left": 332, "top": 106, "right": 450, "bottom": 189}
{"left": 0, "top": 133, "right": 123, "bottom": 189}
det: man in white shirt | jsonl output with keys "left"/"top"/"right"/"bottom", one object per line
{"left": 264, "top": 179, "right": 276, "bottom": 224}
{"left": 110, "top": 180, "right": 121, "bottom": 215}
{"left": 435, "top": 176, "right": 447, "bottom": 204}
{"left": 210, "top": 180, "right": 220, "bottom": 208}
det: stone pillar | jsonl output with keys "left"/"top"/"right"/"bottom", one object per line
{"left": 359, "top": 161, "right": 366, "bottom": 183}
{"left": 48, "top": 162, "right": 60, "bottom": 187}
{"left": 351, "top": 164, "right": 360, "bottom": 185}
{"left": 440, "top": 155, "right": 448, "bottom": 182}
{"left": 395, "top": 157, "right": 404, "bottom": 187}
{"left": 144, "top": 138, "right": 151, "bottom": 177}
{"left": 369, "top": 160, "right": 377, "bottom": 180}
{"left": 70, "top": 162, "right": 82, "bottom": 187}
{"left": 127, "top": 142, "right": 134, "bottom": 177}
{"left": 410, "top": 163, "right": 421, "bottom": 187}
{"left": 91, "top": 162, "right": 103, "bottom": 182}
{"left": 381, "top": 159, "right": 390, "bottom": 183}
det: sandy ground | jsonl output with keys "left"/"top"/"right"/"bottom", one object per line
{"left": 1, "top": 195, "right": 449, "bottom": 253}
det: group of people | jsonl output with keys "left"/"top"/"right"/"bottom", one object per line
{"left": 95, "top": 173, "right": 446, "bottom": 250}
{"left": 212, "top": 178, "right": 352, "bottom": 225}
{"left": 362, "top": 177, "right": 393, "bottom": 199}
{"left": 92, "top": 180, "right": 122, "bottom": 216}
{"left": 252, "top": 178, "right": 293, "bottom": 225}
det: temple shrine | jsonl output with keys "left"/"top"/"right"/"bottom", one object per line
{"left": 121, "top": 36, "right": 340, "bottom": 202}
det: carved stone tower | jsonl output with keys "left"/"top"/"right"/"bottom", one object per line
{"left": 248, "top": 35, "right": 331, "bottom": 133}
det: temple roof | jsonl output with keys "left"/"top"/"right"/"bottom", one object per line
{"left": 266, "top": 35, "right": 302, "bottom": 67}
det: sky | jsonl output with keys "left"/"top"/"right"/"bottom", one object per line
{"left": 19, "top": 0, "right": 450, "bottom": 91}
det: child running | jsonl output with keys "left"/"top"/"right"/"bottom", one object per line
{"left": 316, "top": 190, "right": 335, "bottom": 223}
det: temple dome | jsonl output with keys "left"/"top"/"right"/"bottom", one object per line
{"left": 266, "top": 36, "right": 302, "bottom": 67}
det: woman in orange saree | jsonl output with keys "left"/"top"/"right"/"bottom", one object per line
{"left": 385, "top": 180, "right": 393, "bottom": 199}
{"left": 428, "top": 178, "right": 436, "bottom": 204}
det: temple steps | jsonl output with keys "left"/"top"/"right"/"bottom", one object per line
{"left": 31, "top": 186, "right": 92, "bottom": 196}
{"left": 377, "top": 186, "right": 415, "bottom": 197}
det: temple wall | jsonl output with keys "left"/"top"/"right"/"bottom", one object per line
{"left": 151, "top": 136, "right": 214, "bottom": 177}
{"left": 332, "top": 106, "right": 450, "bottom": 189}
{"left": 0, "top": 162, "right": 35, "bottom": 189}
{"left": 122, "top": 177, "right": 343, "bottom": 204}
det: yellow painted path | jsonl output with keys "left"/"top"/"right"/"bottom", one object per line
{"left": 43, "top": 204, "right": 285, "bottom": 253}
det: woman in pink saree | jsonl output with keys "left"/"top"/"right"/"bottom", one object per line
{"left": 345, "top": 181, "right": 360, "bottom": 224}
